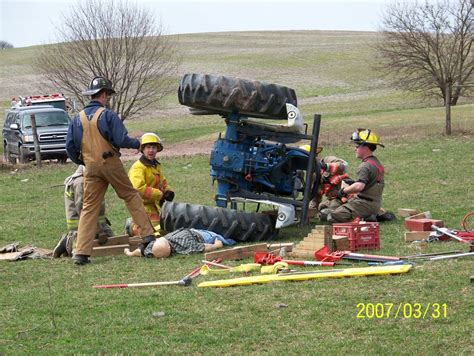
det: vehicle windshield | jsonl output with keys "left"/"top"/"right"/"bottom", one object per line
{"left": 22, "top": 111, "right": 70, "bottom": 128}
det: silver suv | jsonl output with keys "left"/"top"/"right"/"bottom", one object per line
{"left": 3, "top": 105, "right": 70, "bottom": 163}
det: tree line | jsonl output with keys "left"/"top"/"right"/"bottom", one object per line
{"left": 28, "top": 0, "right": 473, "bottom": 134}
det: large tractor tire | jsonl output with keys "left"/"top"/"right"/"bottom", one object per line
{"left": 160, "top": 201, "right": 277, "bottom": 242}
{"left": 178, "top": 73, "right": 297, "bottom": 120}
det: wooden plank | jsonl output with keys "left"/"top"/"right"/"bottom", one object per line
{"left": 92, "top": 234, "right": 130, "bottom": 247}
{"left": 397, "top": 208, "right": 420, "bottom": 218}
{"left": 267, "top": 243, "right": 294, "bottom": 252}
{"left": 406, "top": 211, "right": 432, "bottom": 220}
{"left": 303, "top": 233, "right": 325, "bottom": 242}
{"left": 404, "top": 218, "right": 443, "bottom": 232}
{"left": 404, "top": 231, "right": 431, "bottom": 242}
{"left": 204, "top": 243, "right": 268, "bottom": 261}
{"left": 332, "top": 235, "right": 349, "bottom": 250}
{"left": 287, "top": 250, "right": 317, "bottom": 259}
{"left": 91, "top": 244, "right": 129, "bottom": 257}
{"left": 313, "top": 225, "right": 332, "bottom": 234}
{"left": 129, "top": 237, "right": 143, "bottom": 249}
{"left": 296, "top": 241, "right": 325, "bottom": 250}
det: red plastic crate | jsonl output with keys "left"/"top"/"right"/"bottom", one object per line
{"left": 332, "top": 222, "right": 380, "bottom": 251}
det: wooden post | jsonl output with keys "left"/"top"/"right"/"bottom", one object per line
{"left": 445, "top": 82, "right": 451, "bottom": 135}
{"left": 30, "top": 114, "right": 42, "bottom": 167}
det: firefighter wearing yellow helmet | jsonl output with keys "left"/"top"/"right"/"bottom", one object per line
{"left": 319, "top": 128, "right": 385, "bottom": 223}
{"left": 126, "top": 133, "right": 174, "bottom": 236}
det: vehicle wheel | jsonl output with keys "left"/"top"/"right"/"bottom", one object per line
{"left": 160, "top": 201, "right": 277, "bottom": 242}
{"left": 178, "top": 73, "right": 297, "bottom": 120}
{"left": 19, "top": 147, "right": 28, "bottom": 164}
{"left": 4, "top": 143, "right": 16, "bottom": 164}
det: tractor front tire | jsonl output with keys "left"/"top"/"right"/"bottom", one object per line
{"left": 160, "top": 201, "right": 277, "bottom": 242}
{"left": 178, "top": 73, "right": 297, "bottom": 120}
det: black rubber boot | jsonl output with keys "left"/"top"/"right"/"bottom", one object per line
{"left": 53, "top": 234, "right": 68, "bottom": 258}
{"left": 73, "top": 254, "right": 90, "bottom": 265}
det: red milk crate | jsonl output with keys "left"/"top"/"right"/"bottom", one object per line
{"left": 332, "top": 222, "right": 380, "bottom": 251}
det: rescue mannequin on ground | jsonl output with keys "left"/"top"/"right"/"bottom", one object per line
{"left": 124, "top": 228, "right": 235, "bottom": 258}
{"left": 53, "top": 165, "right": 114, "bottom": 258}
{"left": 318, "top": 128, "right": 385, "bottom": 223}
{"left": 125, "top": 132, "right": 174, "bottom": 236}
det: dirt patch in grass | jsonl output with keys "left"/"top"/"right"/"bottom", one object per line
{"left": 120, "top": 139, "right": 214, "bottom": 161}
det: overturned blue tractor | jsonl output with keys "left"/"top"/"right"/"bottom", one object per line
{"left": 160, "top": 74, "right": 321, "bottom": 242}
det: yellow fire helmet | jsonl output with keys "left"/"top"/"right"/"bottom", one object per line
{"left": 351, "top": 128, "right": 384, "bottom": 147}
{"left": 140, "top": 132, "right": 163, "bottom": 152}
{"left": 299, "top": 144, "right": 323, "bottom": 155}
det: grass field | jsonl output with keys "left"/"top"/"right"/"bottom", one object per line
{"left": 1, "top": 30, "right": 473, "bottom": 354}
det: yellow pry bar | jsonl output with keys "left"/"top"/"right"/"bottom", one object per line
{"left": 197, "top": 264, "right": 413, "bottom": 288}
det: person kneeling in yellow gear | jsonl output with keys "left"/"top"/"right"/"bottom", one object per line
{"left": 126, "top": 132, "right": 174, "bottom": 236}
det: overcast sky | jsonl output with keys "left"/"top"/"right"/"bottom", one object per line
{"left": 1, "top": 0, "right": 396, "bottom": 48}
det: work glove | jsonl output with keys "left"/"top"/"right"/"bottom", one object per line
{"left": 159, "top": 190, "right": 175, "bottom": 207}
{"left": 320, "top": 161, "right": 328, "bottom": 171}
{"left": 336, "top": 188, "right": 348, "bottom": 200}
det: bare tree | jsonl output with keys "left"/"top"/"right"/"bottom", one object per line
{"left": 376, "top": 0, "right": 473, "bottom": 135}
{"left": 0, "top": 41, "right": 14, "bottom": 49}
{"left": 36, "top": 0, "right": 180, "bottom": 121}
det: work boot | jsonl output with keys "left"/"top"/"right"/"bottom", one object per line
{"left": 53, "top": 234, "right": 68, "bottom": 258}
{"left": 72, "top": 254, "right": 90, "bottom": 265}
{"left": 318, "top": 208, "right": 330, "bottom": 222}
{"left": 95, "top": 232, "right": 109, "bottom": 246}
{"left": 124, "top": 218, "right": 134, "bottom": 237}
{"left": 65, "top": 231, "right": 77, "bottom": 256}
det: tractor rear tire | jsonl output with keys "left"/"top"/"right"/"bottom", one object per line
{"left": 178, "top": 73, "right": 297, "bottom": 120}
{"left": 160, "top": 201, "right": 277, "bottom": 242}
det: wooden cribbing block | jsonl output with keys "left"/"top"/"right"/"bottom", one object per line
{"left": 92, "top": 234, "right": 130, "bottom": 247}
{"left": 204, "top": 243, "right": 267, "bottom": 261}
{"left": 286, "top": 225, "right": 332, "bottom": 258}
{"left": 397, "top": 208, "right": 420, "bottom": 218}
{"left": 406, "top": 211, "right": 432, "bottom": 220}
{"left": 404, "top": 231, "right": 431, "bottom": 242}
{"left": 267, "top": 243, "right": 294, "bottom": 252}
{"left": 91, "top": 244, "right": 129, "bottom": 257}
{"left": 296, "top": 241, "right": 326, "bottom": 251}
{"left": 287, "top": 250, "right": 317, "bottom": 259}
{"left": 129, "top": 236, "right": 143, "bottom": 248}
{"left": 332, "top": 235, "right": 349, "bottom": 251}
{"left": 404, "top": 218, "right": 443, "bottom": 232}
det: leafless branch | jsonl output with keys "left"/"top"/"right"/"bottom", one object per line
{"left": 374, "top": 0, "right": 473, "bottom": 134}
{"left": 35, "top": 0, "right": 181, "bottom": 121}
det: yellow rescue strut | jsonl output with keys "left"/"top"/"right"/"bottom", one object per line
{"left": 198, "top": 264, "right": 413, "bottom": 288}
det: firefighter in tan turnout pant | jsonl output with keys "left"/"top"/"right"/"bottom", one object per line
{"left": 66, "top": 76, "right": 156, "bottom": 265}
{"left": 53, "top": 165, "right": 114, "bottom": 258}
{"left": 318, "top": 129, "right": 385, "bottom": 223}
